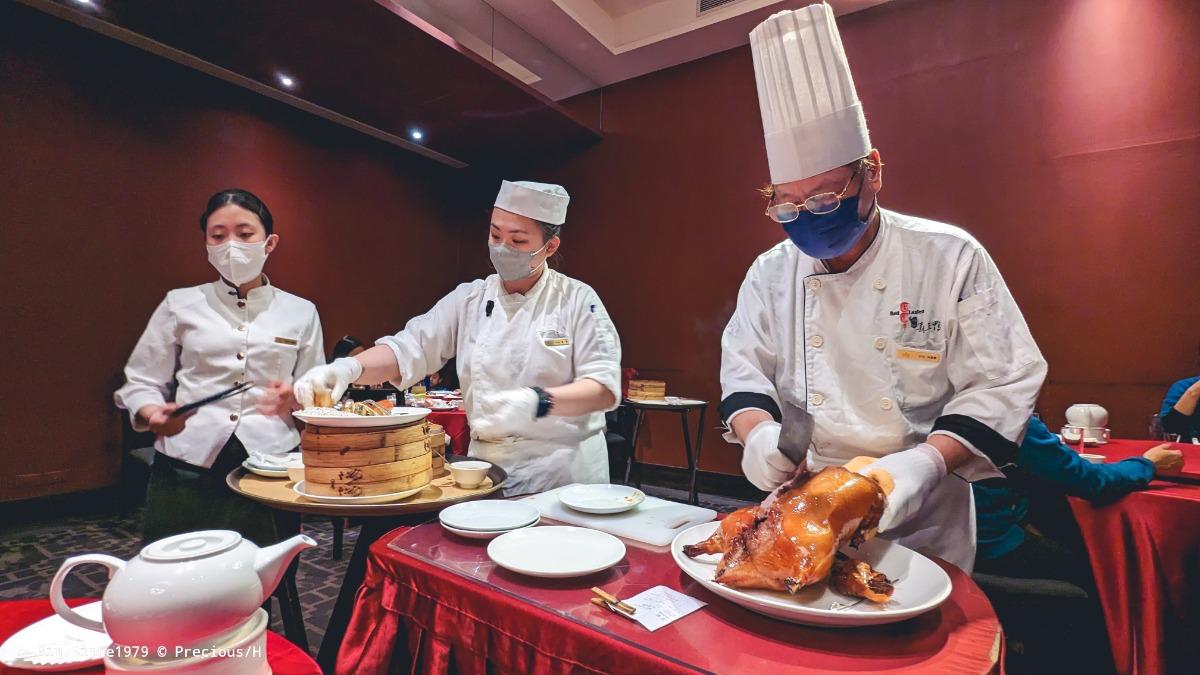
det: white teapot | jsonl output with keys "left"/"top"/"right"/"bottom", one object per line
{"left": 1066, "top": 403, "right": 1109, "bottom": 429}
{"left": 49, "top": 530, "right": 315, "bottom": 651}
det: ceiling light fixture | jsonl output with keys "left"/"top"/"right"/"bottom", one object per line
{"left": 410, "top": 129, "right": 424, "bottom": 141}
{"left": 277, "top": 74, "right": 296, "bottom": 89}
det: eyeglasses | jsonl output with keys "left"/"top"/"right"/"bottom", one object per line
{"left": 765, "top": 162, "right": 864, "bottom": 223}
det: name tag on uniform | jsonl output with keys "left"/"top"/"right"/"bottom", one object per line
{"left": 274, "top": 336, "right": 299, "bottom": 346}
{"left": 540, "top": 329, "right": 570, "bottom": 347}
{"left": 895, "top": 346, "right": 941, "bottom": 363}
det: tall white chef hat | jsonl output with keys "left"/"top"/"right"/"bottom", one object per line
{"left": 750, "top": 3, "right": 871, "bottom": 184}
{"left": 494, "top": 180, "right": 570, "bottom": 226}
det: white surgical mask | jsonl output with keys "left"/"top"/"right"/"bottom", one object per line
{"left": 207, "top": 240, "right": 269, "bottom": 285}
{"left": 489, "top": 241, "right": 547, "bottom": 281}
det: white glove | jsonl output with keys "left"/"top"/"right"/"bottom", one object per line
{"left": 854, "top": 443, "right": 947, "bottom": 532}
{"left": 740, "top": 422, "right": 796, "bottom": 491}
{"left": 293, "top": 358, "right": 363, "bottom": 409}
{"left": 471, "top": 388, "right": 540, "bottom": 439}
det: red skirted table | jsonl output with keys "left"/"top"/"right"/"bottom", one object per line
{"left": 1067, "top": 438, "right": 1200, "bottom": 481}
{"left": 0, "top": 599, "right": 320, "bottom": 674}
{"left": 1067, "top": 453, "right": 1200, "bottom": 675}
{"left": 338, "top": 524, "right": 1004, "bottom": 674}
{"left": 428, "top": 409, "right": 470, "bottom": 456}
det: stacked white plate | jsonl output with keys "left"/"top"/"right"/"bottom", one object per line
{"left": 438, "top": 501, "right": 540, "bottom": 540}
{"left": 241, "top": 452, "right": 301, "bottom": 479}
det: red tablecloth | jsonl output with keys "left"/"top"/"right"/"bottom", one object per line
{"left": 338, "top": 525, "right": 1003, "bottom": 675}
{"left": 428, "top": 410, "right": 469, "bottom": 455}
{"left": 1069, "top": 475, "right": 1200, "bottom": 675}
{"left": 0, "top": 599, "right": 320, "bottom": 674}
{"left": 1069, "top": 438, "right": 1200, "bottom": 481}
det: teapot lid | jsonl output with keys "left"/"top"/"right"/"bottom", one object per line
{"left": 141, "top": 530, "right": 242, "bottom": 562}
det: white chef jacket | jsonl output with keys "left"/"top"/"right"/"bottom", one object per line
{"left": 720, "top": 209, "right": 1047, "bottom": 570}
{"left": 114, "top": 279, "right": 325, "bottom": 468}
{"left": 376, "top": 268, "right": 622, "bottom": 495}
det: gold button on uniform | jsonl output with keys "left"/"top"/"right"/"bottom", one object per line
{"left": 810, "top": 335, "right": 824, "bottom": 348}
{"left": 236, "top": 352, "right": 245, "bottom": 360}
{"left": 873, "top": 278, "right": 887, "bottom": 290}
{"left": 810, "top": 393, "right": 825, "bottom": 406}
{"left": 880, "top": 397, "right": 893, "bottom": 411}
{"left": 807, "top": 278, "right": 822, "bottom": 291}
{"left": 237, "top": 301, "right": 246, "bottom": 309}
{"left": 237, "top": 325, "right": 246, "bottom": 332}
{"left": 874, "top": 336, "right": 887, "bottom": 350}
{"left": 229, "top": 413, "right": 239, "bottom": 421}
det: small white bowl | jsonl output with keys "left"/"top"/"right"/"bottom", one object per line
{"left": 284, "top": 453, "right": 305, "bottom": 482}
{"left": 450, "top": 460, "right": 492, "bottom": 488}
{"left": 1079, "top": 453, "right": 1105, "bottom": 464}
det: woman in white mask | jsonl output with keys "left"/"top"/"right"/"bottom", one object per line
{"left": 286, "top": 180, "right": 622, "bottom": 495}
{"left": 115, "top": 188, "right": 325, "bottom": 544}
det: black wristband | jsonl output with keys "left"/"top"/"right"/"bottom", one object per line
{"left": 531, "top": 386, "right": 554, "bottom": 418}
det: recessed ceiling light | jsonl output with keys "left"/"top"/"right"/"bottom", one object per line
{"left": 71, "top": 0, "right": 96, "bottom": 6}
{"left": 410, "top": 129, "right": 424, "bottom": 141}
{"left": 277, "top": 74, "right": 296, "bottom": 89}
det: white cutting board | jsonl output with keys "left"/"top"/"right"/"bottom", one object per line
{"left": 519, "top": 484, "right": 717, "bottom": 547}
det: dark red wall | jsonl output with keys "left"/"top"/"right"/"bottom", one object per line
{"left": 5, "top": 0, "right": 1199, "bottom": 498}
{"left": 0, "top": 4, "right": 473, "bottom": 500}
{"left": 537, "top": 0, "right": 1200, "bottom": 473}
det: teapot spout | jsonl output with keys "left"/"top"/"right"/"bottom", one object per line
{"left": 254, "top": 534, "right": 317, "bottom": 601}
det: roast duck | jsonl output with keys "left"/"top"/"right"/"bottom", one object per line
{"left": 683, "top": 465, "right": 894, "bottom": 603}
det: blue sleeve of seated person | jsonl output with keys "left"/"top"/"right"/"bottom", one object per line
{"left": 1159, "top": 377, "right": 1194, "bottom": 418}
{"left": 1160, "top": 376, "right": 1199, "bottom": 437}
{"left": 1017, "top": 417, "right": 1155, "bottom": 504}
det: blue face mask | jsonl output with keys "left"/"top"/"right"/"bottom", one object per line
{"left": 782, "top": 195, "right": 876, "bottom": 259}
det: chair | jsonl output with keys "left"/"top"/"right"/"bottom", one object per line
{"left": 972, "top": 572, "right": 1114, "bottom": 673}
{"left": 605, "top": 407, "right": 637, "bottom": 484}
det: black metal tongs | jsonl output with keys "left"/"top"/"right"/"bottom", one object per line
{"left": 169, "top": 381, "right": 253, "bottom": 417}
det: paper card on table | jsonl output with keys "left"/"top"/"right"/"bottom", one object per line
{"left": 623, "top": 586, "right": 706, "bottom": 631}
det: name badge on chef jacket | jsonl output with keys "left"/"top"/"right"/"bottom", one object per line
{"left": 539, "top": 329, "right": 570, "bottom": 347}
{"left": 895, "top": 346, "right": 942, "bottom": 364}
{"left": 274, "top": 337, "right": 299, "bottom": 346}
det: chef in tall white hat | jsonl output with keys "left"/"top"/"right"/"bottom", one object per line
{"left": 285, "top": 180, "right": 622, "bottom": 495}
{"left": 721, "top": 3, "right": 1047, "bottom": 570}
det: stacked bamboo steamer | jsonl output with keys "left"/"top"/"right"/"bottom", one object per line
{"left": 427, "top": 423, "right": 447, "bottom": 474}
{"left": 300, "top": 420, "right": 437, "bottom": 497}
{"left": 627, "top": 380, "right": 667, "bottom": 401}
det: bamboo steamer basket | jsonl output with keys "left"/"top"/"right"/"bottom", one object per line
{"left": 305, "top": 467, "right": 433, "bottom": 497}
{"left": 305, "top": 453, "right": 431, "bottom": 484}
{"left": 302, "top": 438, "right": 430, "bottom": 468}
{"left": 300, "top": 422, "right": 428, "bottom": 452}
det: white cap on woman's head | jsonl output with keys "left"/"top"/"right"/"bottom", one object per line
{"left": 750, "top": 3, "right": 871, "bottom": 184}
{"left": 494, "top": 180, "right": 570, "bottom": 225}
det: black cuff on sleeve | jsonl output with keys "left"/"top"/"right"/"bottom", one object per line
{"left": 1162, "top": 408, "right": 1191, "bottom": 435}
{"left": 718, "top": 392, "right": 782, "bottom": 424}
{"left": 932, "top": 413, "right": 1020, "bottom": 466}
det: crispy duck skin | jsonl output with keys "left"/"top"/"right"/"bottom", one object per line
{"left": 683, "top": 466, "right": 891, "bottom": 600}
{"left": 830, "top": 554, "right": 894, "bottom": 603}
{"left": 681, "top": 505, "right": 760, "bottom": 557}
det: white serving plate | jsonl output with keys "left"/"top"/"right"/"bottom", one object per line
{"left": 293, "top": 480, "right": 426, "bottom": 505}
{"left": 241, "top": 460, "right": 288, "bottom": 478}
{"left": 0, "top": 601, "right": 109, "bottom": 671}
{"left": 488, "top": 526, "right": 626, "bottom": 578}
{"left": 439, "top": 500, "right": 540, "bottom": 532}
{"left": 292, "top": 406, "right": 430, "bottom": 428}
{"left": 440, "top": 518, "right": 539, "bottom": 540}
{"left": 558, "top": 484, "right": 645, "bottom": 514}
{"left": 671, "top": 522, "right": 951, "bottom": 627}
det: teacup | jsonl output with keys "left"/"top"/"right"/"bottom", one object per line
{"left": 449, "top": 461, "right": 492, "bottom": 489}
